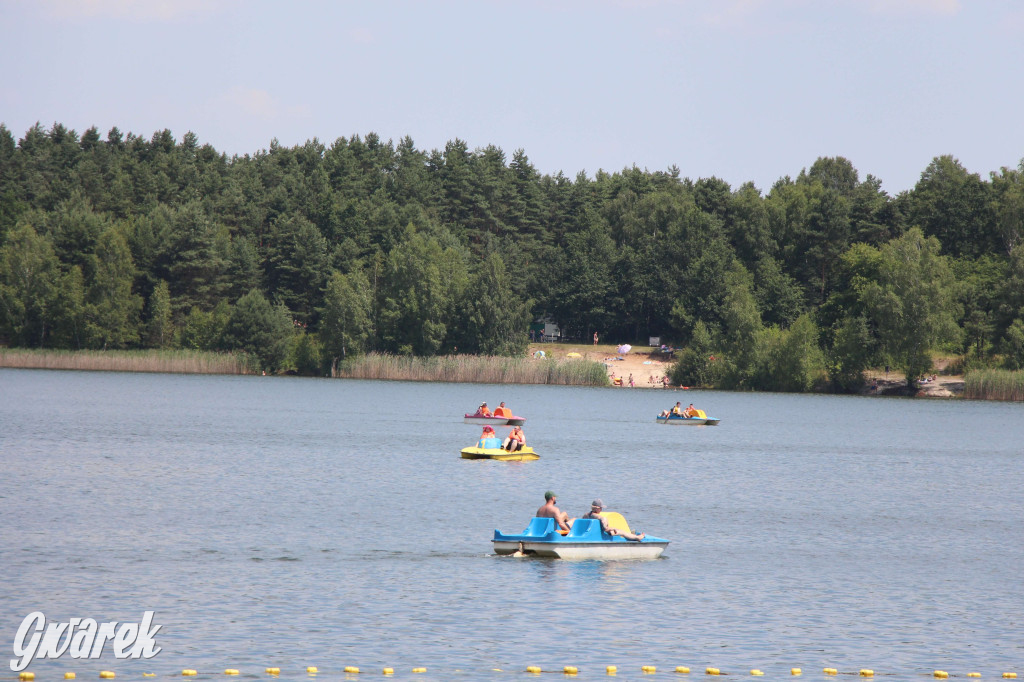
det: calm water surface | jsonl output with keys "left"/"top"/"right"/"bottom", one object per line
{"left": 1, "top": 368, "right": 1022, "bottom": 681}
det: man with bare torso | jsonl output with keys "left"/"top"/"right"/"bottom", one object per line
{"left": 536, "top": 491, "right": 573, "bottom": 531}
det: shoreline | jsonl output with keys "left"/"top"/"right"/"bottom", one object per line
{"left": 529, "top": 343, "right": 967, "bottom": 398}
{"left": 0, "top": 345, "right": 971, "bottom": 398}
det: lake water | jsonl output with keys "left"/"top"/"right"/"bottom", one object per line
{"left": 2, "top": 368, "right": 1022, "bottom": 681}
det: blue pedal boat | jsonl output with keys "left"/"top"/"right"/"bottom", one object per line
{"left": 493, "top": 516, "right": 668, "bottom": 560}
{"left": 655, "top": 410, "right": 721, "bottom": 425}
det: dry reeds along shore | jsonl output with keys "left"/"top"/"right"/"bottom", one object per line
{"left": 963, "top": 369, "right": 1024, "bottom": 401}
{"left": 335, "top": 352, "right": 610, "bottom": 386}
{"left": 0, "top": 349, "right": 251, "bottom": 375}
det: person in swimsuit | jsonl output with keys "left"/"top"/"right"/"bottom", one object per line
{"left": 582, "top": 499, "right": 645, "bottom": 541}
{"left": 536, "top": 491, "right": 573, "bottom": 532}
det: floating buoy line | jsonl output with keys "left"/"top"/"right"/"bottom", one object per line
{"left": 15, "top": 667, "right": 1020, "bottom": 679}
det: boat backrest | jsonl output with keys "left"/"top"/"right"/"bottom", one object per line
{"left": 696, "top": 409, "right": 707, "bottom": 418}
{"left": 597, "top": 511, "right": 632, "bottom": 534}
{"left": 479, "top": 437, "right": 501, "bottom": 448}
{"left": 493, "top": 406, "right": 510, "bottom": 417}
{"left": 568, "top": 518, "right": 600, "bottom": 538}
{"left": 525, "top": 517, "right": 556, "bottom": 536}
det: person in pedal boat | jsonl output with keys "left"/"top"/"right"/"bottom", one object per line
{"left": 503, "top": 425, "right": 525, "bottom": 452}
{"left": 536, "top": 491, "right": 574, "bottom": 532}
{"left": 660, "top": 401, "right": 684, "bottom": 418}
{"left": 582, "top": 499, "right": 645, "bottom": 541}
{"left": 478, "top": 425, "right": 496, "bottom": 446}
{"left": 474, "top": 402, "right": 492, "bottom": 417}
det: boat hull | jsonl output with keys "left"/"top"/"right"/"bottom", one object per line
{"left": 461, "top": 446, "right": 538, "bottom": 461}
{"left": 463, "top": 415, "right": 526, "bottom": 426}
{"left": 493, "top": 517, "right": 668, "bottom": 560}
{"left": 494, "top": 540, "right": 668, "bottom": 560}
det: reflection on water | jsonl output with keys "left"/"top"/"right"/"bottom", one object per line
{"left": 1, "top": 368, "right": 1022, "bottom": 680}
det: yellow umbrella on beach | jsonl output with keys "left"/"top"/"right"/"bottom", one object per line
{"left": 566, "top": 352, "right": 582, "bottom": 358}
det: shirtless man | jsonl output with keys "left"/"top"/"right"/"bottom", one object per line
{"left": 536, "top": 491, "right": 573, "bottom": 531}
{"left": 582, "top": 499, "right": 645, "bottom": 541}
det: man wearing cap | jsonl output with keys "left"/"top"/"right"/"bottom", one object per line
{"left": 536, "top": 491, "right": 573, "bottom": 532}
{"left": 582, "top": 499, "right": 645, "bottom": 541}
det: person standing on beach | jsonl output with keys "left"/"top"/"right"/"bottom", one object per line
{"left": 594, "top": 331, "right": 599, "bottom": 345}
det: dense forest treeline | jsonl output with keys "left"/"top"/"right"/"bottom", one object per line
{"left": 1, "top": 122, "right": 1023, "bottom": 390}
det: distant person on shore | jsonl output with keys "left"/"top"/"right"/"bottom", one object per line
{"left": 537, "top": 491, "right": 573, "bottom": 531}
{"left": 662, "top": 375, "right": 670, "bottom": 388}
{"left": 594, "top": 332, "right": 599, "bottom": 345}
{"left": 581, "top": 500, "right": 645, "bottom": 540}
{"left": 628, "top": 373, "right": 634, "bottom": 387}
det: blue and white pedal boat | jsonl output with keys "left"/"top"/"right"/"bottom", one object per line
{"left": 655, "top": 410, "right": 721, "bottom": 425}
{"left": 493, "top": 516, "right": 668, "bottom": 560}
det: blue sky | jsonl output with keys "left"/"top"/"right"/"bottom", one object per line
{"left": 2, "top": 0, "right": 1022, "bottom": 194}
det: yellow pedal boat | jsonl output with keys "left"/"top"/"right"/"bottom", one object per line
{"left": 460, "top": 436, "right": 539, "bottom": 461}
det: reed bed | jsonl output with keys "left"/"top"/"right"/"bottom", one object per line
{"left": 963, "top": 368, "right": 1024, "bottom": 401}
{"left": 0, "top": 348, "right": 251, "bottom": 375}
{"left": 335, "top": 352, "right": 610, "bottom": 386}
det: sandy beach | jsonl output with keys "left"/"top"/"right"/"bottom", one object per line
{"left": 529, "top": 343, "right": 966, "bottom": 397}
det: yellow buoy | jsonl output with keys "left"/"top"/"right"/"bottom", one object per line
{"left": 182, "top": 670, "right": 198, "bottom": 677}
{"left": 65, "top": 674, "right": 77, "bottom": 680}
{"left": 382, "top": 669, "right": 394, "bottom": 675}
{"left": 412, "top": 668, "right": 426, "bottom": 674}
{"left": 144, "top": 675, "right": 156, "bottom": 678}
{"left": 968, "top": 674, "right": 981, "bottom": 678}
{"left": 643, "top": 666, "right": 658, "bottom": 673}
{"left": 607, "top": 666, "right": 618, "bottom": 674}
{"left": 225, "top": 670, "right": 239, "bottom": 676}
{"left": 527, "top": 667, "right": 542, "bottom": 674}
{"left": 752, "top": 670, "right": 764, "bottom": 676}
{"left": 1003, "top": 674, "right": 1017, "bottom": 679}
{"left": 676, "top": 667, "right": 691, "bottom": 674}
{"left": 564, "top": 666, "right": 579, "bottom": 675}
{"left": 824, "top": 669, "right": 838, "bottom": 676}
{"left": 707, "top": 668, "right": 721, "bottom": 675}
{"left": 792, "top": 669, "right": 802, "bottom": 676}
{"left": 934, "top": 672, "right": 949, "bottom": 679}
{"left": 306, "top": 668, "right": 318, "bottom": 674}
{"left": 860, "top": 670, "right": 874, "bottom": 677}
{"left": 19, "top": 674, "right": 36, "bottom": 681}
{"left": 100, "top": 672, "right": 116, "bottom": 679}
{"left": 266, "top": 669, "right": 281, "bottom": 675}
{"left": 344, "top": 667, "right": 359, "bottom": 674}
